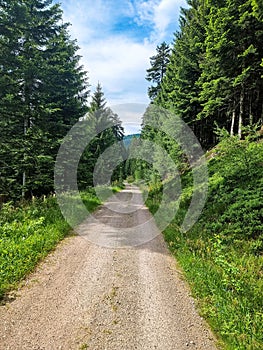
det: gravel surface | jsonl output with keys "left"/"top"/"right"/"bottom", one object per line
{"left": 0, "top": 185, "right": 218, "bottom": 349}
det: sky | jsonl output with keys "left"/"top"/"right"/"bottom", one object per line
{"left": 57, "top": 0, "right": 187, "bottom": 133}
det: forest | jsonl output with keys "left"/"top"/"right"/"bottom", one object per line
{"left": 144, "top": 0, "right": 263, "bottom": 147}
{"left": 0, "top": 0, "right": 263, "bottom": 349}
{"left": 0, "top": 0, "right": 124, "bottom": 201}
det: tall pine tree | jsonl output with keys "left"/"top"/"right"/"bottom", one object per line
{"left": 0, "top": 0, "right": 89, "bottom": 199}
{"left": 146, "top": 42, "right": 171, "bottom": 101}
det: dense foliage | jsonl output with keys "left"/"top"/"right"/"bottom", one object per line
{"left": 153, "top": 0, "right": 263, "bottom": 149}
{"left": 0, "top": 1, "right": 125, "bottom": 201}
{"left": 0, "top": 0, "right": 89, "bottom": 200}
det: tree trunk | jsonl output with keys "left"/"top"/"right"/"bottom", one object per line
{"left": 230, "top": 109, "right": 236, "bottom": 136}
{"left": 238, "top": 87, "right": 244, "bottom": 139}
{"left": 249, "top": 95, "right": 253, "bottom": 125}
{"left": 22, "top": 172, "right": 26, "bottom": 198}
{"left": 22, "top": 117, "right": 28, "bottom": 198}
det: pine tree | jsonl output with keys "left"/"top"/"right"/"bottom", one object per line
{"left": 146, "top": 42, "right": 171, "bottom": 100}
{"left": 0, "top": 0, "right": 89, "bottom": 199}
{"left": 90, "top": 82, "right": 107, "bottom": 112}
{"left": 78, "top": 84, "right": 125, "bottom": 188}
{"left": 156, "top": 0, "right": 209, "bottom": 146}
{"left": 150, "top": 0, "right": 263, "bottom": 148}
{"left": 198, "top": 0, "right": 263, "bottom": 139}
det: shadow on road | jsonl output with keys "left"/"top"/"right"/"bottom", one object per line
{"left": 76, "top": 184, "right": 171, "bottom": 255}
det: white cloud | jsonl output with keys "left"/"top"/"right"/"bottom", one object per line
{"left": 111, "top": 103, "right": 147, "bottom": 135}
{"left": 154, "top": 0, "right": 184, "bottom": 38}
{"left": 133, "top": 0, "right": 159, "bottom": 24}
{"left": 79, "top": 35, "right": 155, "bottom": 105}
{"left": 61, "top": 0, "right": 112, "bottom": 41}
{"left": 134, "top": 0, "right": 185, "bottom": 40}
{"left": 59, "top": 0, "right": 187, "bottom": 133}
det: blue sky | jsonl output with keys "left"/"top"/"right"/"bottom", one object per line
{"left": 57, "top": 0, "right": 187, "bottom": 133}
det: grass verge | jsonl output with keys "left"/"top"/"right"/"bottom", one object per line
{"left": 0, "top": 185, "right": 122, "bottom": 300}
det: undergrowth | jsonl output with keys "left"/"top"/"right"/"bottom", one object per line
{"left": 145, "top": 137, "right": 263, "bottom": 350}
{"left": 0, "top": 186, "right": 120, "bottom": 300}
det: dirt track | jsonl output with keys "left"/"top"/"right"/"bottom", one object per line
{"left": 0, "top": 185, "right": 217, "bottom": 349}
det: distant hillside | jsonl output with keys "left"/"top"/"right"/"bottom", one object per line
{"left": 123, "top": 134, "right": 140, "bottom": 148}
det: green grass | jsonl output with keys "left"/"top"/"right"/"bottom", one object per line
{"left": 145, "top": 137, "right": 263, "bottom": 350}
{"left": 0, "top": 196, "right": 70, "bottom": 300}
{"left": 0, "top": 186, "right": 122, "bottom": 300}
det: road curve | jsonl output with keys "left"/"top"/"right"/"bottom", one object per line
{"left": 0, "top": 185, "right": 217, "bottom": 349}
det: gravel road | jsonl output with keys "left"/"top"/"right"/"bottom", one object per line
{"left": 0, "top": 185, "right": 218, "bottom": 349}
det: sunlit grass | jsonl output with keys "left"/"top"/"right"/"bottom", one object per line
{"left": 0, "top": 185, "right": 123, "bottom": 300}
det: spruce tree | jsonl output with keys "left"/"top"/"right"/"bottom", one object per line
{"left": 198, "top": 0, "right": 263, "bottom": 139}
{"left": 0, "top": 0, "right": 89, "bottom": 199}
{"left": 150, "top": 0, "right": 263, "bottom": 148}
{"left": 146, "top": 42, "right": 171, "bottom": 100}
{"left": 78, "top": 84, "right": 125, "bottom": 188}
{"left": 156, "top": 0, "right": 209, "bottom": 146}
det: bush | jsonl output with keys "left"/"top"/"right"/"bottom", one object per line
{"left": 126, "top": 175, "right": 134, "bottom": 183}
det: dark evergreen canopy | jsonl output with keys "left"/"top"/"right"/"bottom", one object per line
{"left": 0, "top": 0, "right": 89, "bottom": 199}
